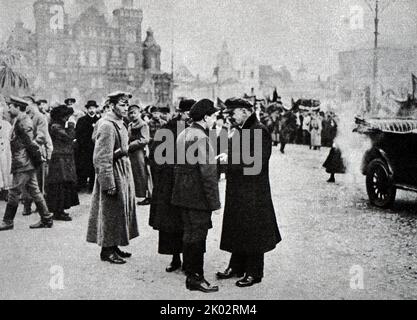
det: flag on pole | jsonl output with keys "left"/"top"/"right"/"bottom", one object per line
{"left": 412, "top": 74, "right": 417, "bottom": 99}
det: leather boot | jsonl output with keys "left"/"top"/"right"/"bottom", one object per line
{"left": 22, "top": 200, "right": 32, "bottom": 216}
{"left": 30, "top": 201, "right": 53, "bottom": 229}
{"left": 186, "top": 273, "right": 219, "bottom": 293}
{"left": 166, "top": 254, "right": 182, "bottom": 273}
{"left": 0, "top": 204, "right": 18, "bottom": 231}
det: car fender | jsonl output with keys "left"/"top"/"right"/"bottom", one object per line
{"left": 362, "top": 148, "right": 394, "bottom": 176}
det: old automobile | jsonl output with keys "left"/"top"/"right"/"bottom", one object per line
{"left": 356, "top": 117, "right": 417, "bottom": 208}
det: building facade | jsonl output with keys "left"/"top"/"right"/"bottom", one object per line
{"left": 6, "top": 0, "right": 172, "bottom": 107}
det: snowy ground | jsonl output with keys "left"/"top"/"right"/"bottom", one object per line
{"left": 1, "top": 144, "right": 416, "bottom": 300}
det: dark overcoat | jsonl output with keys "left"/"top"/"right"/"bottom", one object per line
{"left": 86, "top": 113, "right": 138, "bottom": 247}
{"left": 75, "top": 115, "right": 100, "bottom": 178}
{"left": 128, "top": 119, "right": 150, "bottom": 198}
{"left": 220, "top": 113, "right": 281, "bottom": 254}
{"left": 46, "top": 122, "right": 77, "bottom": 184}
{"left": 148, "top": 118, "right": 186, "bottom": 233}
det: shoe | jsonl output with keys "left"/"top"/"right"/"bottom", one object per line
{"left": 0, "top": 221, "right": 14, "bottom": 232}
{"left": 186, "top": 274, "right": 219, "bottom": 293}
{"left": 137, "top": 198, "right": 151, "bottom": 206}
{"left": 166, "top": 261, "right": 182, "bottom": 273}
{"left": 216, "top": 268, "right": 245, "bottom": 280}
{"left": 22, "top": 206, "right": 32, "bottom": 216}
{"left": 53, "top": 213, "right": 72, "bottom": 222}
{"left": 236, "top": 275, "right": 262, "bottom": 288}
{"left": 115, "top": 247, "right": 132, "bottom": 259}
{"left": 29, "top": 219, "right": 53, "bottom": 229}
{"left": 101, "top": 252, "right": 126, "bottom": 265}
{"left": 327, "top": 178, "right": 335, "bottom": 183}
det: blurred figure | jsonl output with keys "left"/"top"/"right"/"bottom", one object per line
{"left": 127, "top": 104, "right": 152, "bottom": 205}
{"left": 75, "top": 100, "right": 100, "bottom": 192}
{"left": 310, "top": 112, "right": 322, "bottom": 150}
{"left": 45, "top": 105, "right": 79, "bottom": 221}
{"left": 0, "top": 113, "right": 12, "bottom": 201}
{"left": 323, "top": 145, "right": 346, "bottom": 183}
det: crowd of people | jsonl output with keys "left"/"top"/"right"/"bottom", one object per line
{"left": 0, "top": 92, "right": 282, "bottom": 293}
{"left": 258, "top": 100, "right": 339, "bottom": 153}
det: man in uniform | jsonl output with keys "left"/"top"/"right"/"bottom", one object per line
{"left": 21, "top": 96, "right": 53, "bottom": 215}
{"left": 0, "top": 96, "right": 53, "bottom": 231}
{"left": 87, "top": 92, "right": 138, "bottom": 264}
{"left": 171, "top": 99, "right": 221, "bottom": 293}
{"left": 216, "top": 98, "right": 281, "bottom": 287}
{"left": 75, "top": 100, "right": 100, "bottom": 192}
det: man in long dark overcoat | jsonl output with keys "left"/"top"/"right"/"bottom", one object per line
{"left": 171, "top": 99, "right": 221, "bottom": 293}
{"left": 75, "top": 100, "right": 100, "bottom": 192}
{"left": 216, "top": 98, "right": 281, "bottom": 288}
{"left": 149, "top": 99, "right": 195, "bottom": 273}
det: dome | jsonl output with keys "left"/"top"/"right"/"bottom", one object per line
{"left": 65, "top": 0, "right": 108, "bottom": 23}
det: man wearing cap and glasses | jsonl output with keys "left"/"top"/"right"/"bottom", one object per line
{"left": 216, "top": 98, "right": 281, "bottom": 288}
{"left": 86, "top": 92, "right": 139, "bottom": 265}
{"left": 0, "top": 96, "right": 54, "bottom": 231}
{"left": 171, "top": 99, "right": 221, "bottom": 293}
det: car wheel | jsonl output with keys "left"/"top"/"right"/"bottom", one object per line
{"left": 366, "top": 159, "right": 396, "bottom": 208}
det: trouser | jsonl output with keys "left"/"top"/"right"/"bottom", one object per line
{"left": 181, "top": 208, "right": 211, "bottom": 276}
{"left": 229, "top": 252, "right": 265, "bottom": 279}
{"left": 4, "top": 170, "right": 52, "bottom": 222}
{"left": 22, "top": 163, "right": 46, "bottom": 202}
{"left": 158, "top": 231, "right": 183, "bottom": 255}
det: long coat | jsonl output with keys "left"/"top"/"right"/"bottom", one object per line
{"left": 220, "top": 113, "right": 281, "bottom": 254}
{"left": 75, "top": 115, "right": 100, "bottom": 178}
{"left": 87, "top": 112, "right": 138, "bottom": 248}
{"left": 310, "top": 116, "right": 322, "bottom": 147}
{"left": 46, "top": 122, "right": 77, "bottom": 184}
{"left": 128, "top": 119, "right": 150, "bottom": 198}
{"left": 149, "top": 117, "right": 186, "bottom": 233}
{"left": 0, "top": 119, "right": 12, "bottom": 190}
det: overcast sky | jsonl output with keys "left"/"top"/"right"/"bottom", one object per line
{"left": 1, "top": 0, "right": 416, "bottom": 78}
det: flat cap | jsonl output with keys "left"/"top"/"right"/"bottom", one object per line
{"left": 64, "top": 98, "right": 76, "bottom": 105}
{"left": 6, "top": 96, "right": 28, "bottom": 108}
{"left": 223, "top": 98, "right": 253, "bottom": 113}
{"left": 22, "top": 96, "right": 37, "bottom": 104}
{"left": 189, "top": 99, "right": 219, "bottom": 121}
{"left": 128, "top": 104, "right": 141, "bottom": 112}
{"left": 159, "top": 106, "right": 171, "bottom": 114}
{"left": 36, "top": 99, "right": 48, "bottom": 105}
{"left": 107, "top": 91, "right": 132, "bottom": 102}
{"left": 177, "top": 99, "right": 196, "bottom": 113}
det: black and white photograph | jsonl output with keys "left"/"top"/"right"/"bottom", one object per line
{"left": 0, "top": 0, "right": 417, "bottom": 304}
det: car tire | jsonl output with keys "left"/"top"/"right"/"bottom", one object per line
{"left": 366, "top": 159, "right": 396, "bottom": 208}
